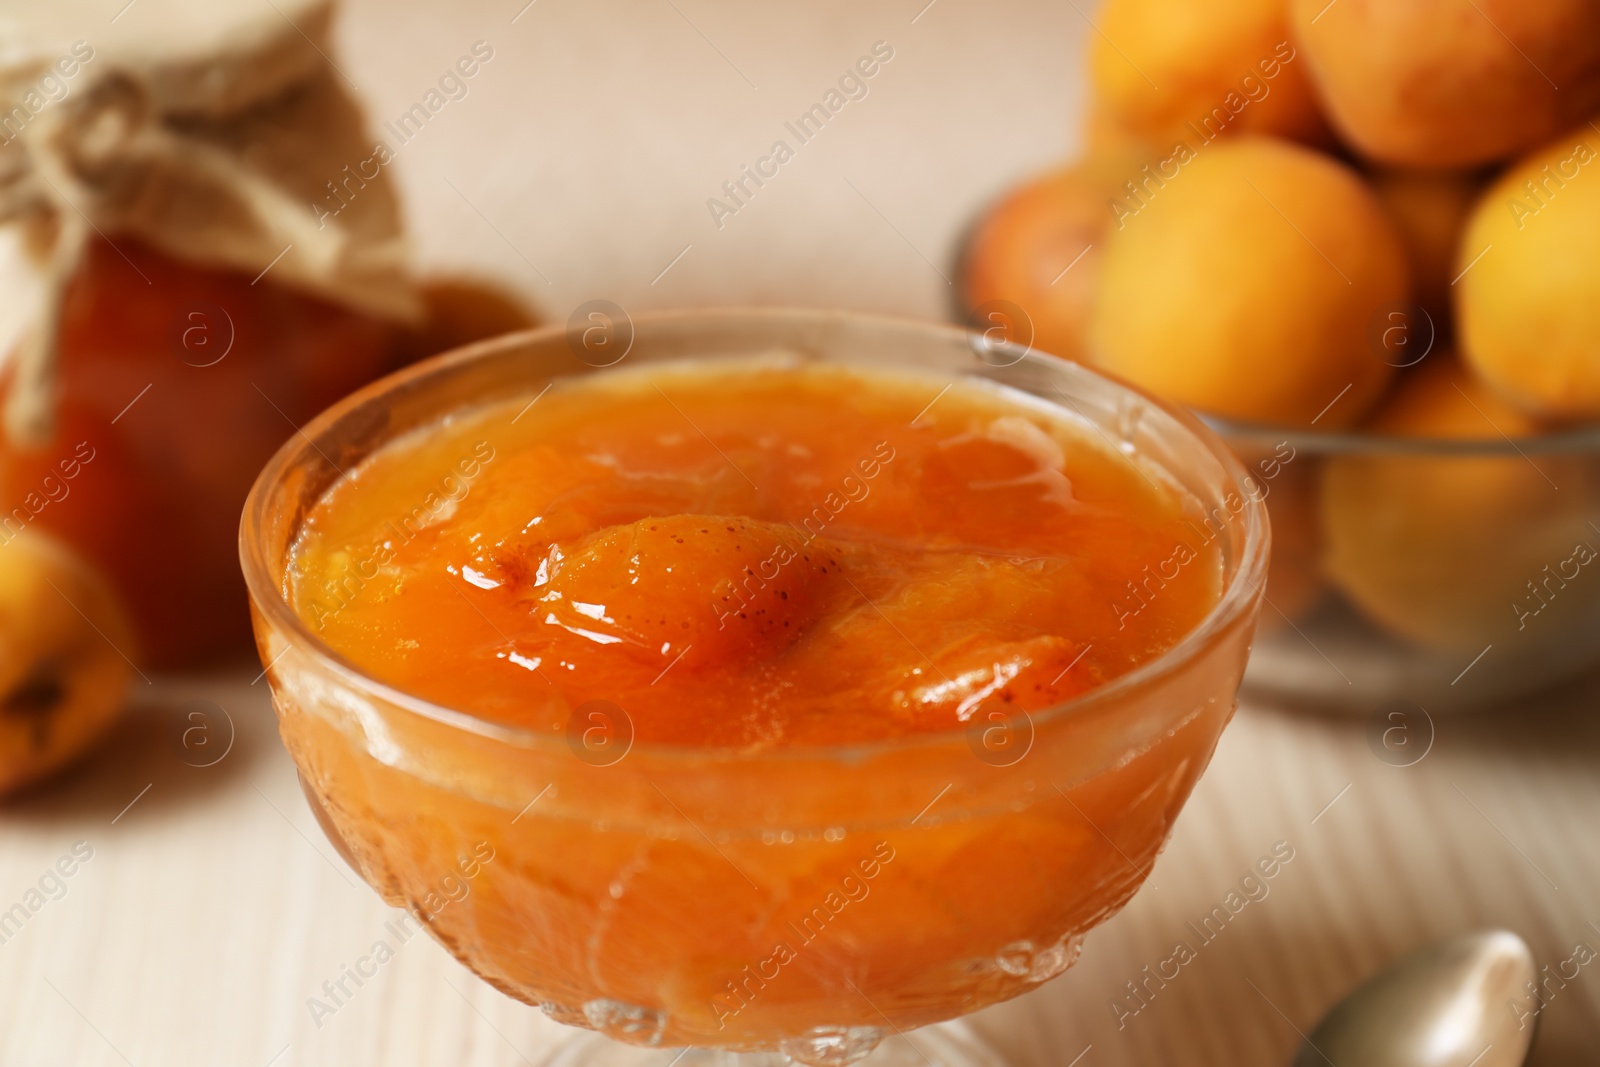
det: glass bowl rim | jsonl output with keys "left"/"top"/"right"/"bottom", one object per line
{"left": 239, "top": 306, "right": 1270, "bottom": 764}
{"left": 1202, "top": 408, "right": 1600, "bottom": 456}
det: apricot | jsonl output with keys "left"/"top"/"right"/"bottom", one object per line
{"left": 1084, "top": 107, "right": 1142, "bottom": 155}
{"left": 1320, "top": 358, "right": 1593, "bottom": 651}
{"left": 1457, "top": 119, "right": 1600, "bottom": 419}
{"left": 1241, "top": 446, "right": 1325, "bottom": 628}
{"left": 396, "top": 276, "right": 540, "bottom": 364}
{"left": 1370, "top": 169, "right": 1482, "bottom": 335}
{"left": 0, "top": 531, "right": 132, "bottom": 794}
{"left": 1090, "top": 0, "right": 1329, "bottom": 146}
{"left": 781, "top": 551, "right": 1108, "bottom": 736}
{"left": 1090, "top": 137, "right": 1407, "bottom": 427}
{"left": 535, "top": 516, "right": 844, "bottom": 671}
{"left": 1290, "top": 0, "right": 1600, "bottom": 167}
{"left": 959, "top": 151, "right": 1145, "bottom": 363}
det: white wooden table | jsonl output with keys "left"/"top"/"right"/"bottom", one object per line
{"left": 4, "top": 1, "right": 1598, "bottom": 1063}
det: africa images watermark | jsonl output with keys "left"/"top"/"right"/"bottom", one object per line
{"left": 1508, "top": 920, "right": 1600, "bottom": 1032}
{"left": 0, "top": 41, "right": 96, "bottom": 146}
{"left": 1109, "top": 840, "right": 1297, "bottom": 1029}
{"left": 302, "top": 441, "right": 497, "bottom": 628}
{"left": 305, "top": 841, "right": 495, "bottom": 1028}
{"left": 710, "top": 841, "right": 898, "bottom": 1030}
{"left": 0, "top": 841, "right": 95, "bottom": 947}
{"left": 706, "top": 41, "right": 896, "bottom": 230}
{"left": 313, "top": 41, "right": 496, "bottom": 229}
{"left": 1107, "top": 40, "right": 1300, "bottom": 228}
{"left": 1109, "top": 441, "right": 1295, "bottom": 630}
{"left": 1512, "top": 526, "right": 1599, "bottom": 632}
{"left": 0, "top": 441, "right": 97, "bottom": 548}
{"left": 1506, "top": 136, "right": 1597, "bottom": 231}
{"left": 712, "top": 441, "right": 897, "bottom": 630}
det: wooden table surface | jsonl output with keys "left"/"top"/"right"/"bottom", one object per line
{"left": 4, "top": 2, "right": 1598, "bottom": 1065}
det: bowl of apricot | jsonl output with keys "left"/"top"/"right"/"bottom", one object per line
{"left": 1210, "top": 363, "right": 1600, "bottom": 715}
{"left": 960, "top": 106, "right": 1600, "bottom": 715}
{"left": 240, "top": 309, "right": 1267, "bottom": 1065}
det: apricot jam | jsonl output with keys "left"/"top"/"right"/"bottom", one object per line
{"left": 262, "top": 351, "right": 1258, "bottom": 1053}
{"left": 288, "top": 363, "right": 1221, "bottom": 747}
{"left": 0, "top": 236, "right": 402, "bottom": 666}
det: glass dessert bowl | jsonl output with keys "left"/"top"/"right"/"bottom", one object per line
{"left": 1216, "top": 415, "right": 1600, "bottom": 714}
{"left": 240, "top": 310, "right": 1268, "bottom": 1065}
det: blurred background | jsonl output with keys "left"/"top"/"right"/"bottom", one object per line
{"left": 341, "top": 0, "right": 1077, "bottom": 318}
{"left": 2, "top": 0, "right": 1599, "bottom": 1064}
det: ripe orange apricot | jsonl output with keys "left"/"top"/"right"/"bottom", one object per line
{"left": 1370, "top": 169, "right": 1482, "bottom": 335}
{"left": 538, "top": 516, "right": 842, "bottom": 669}
{"left": 1290, "top": 0, "right": 1600, "bottom": 167}
{"left": 396, "top": 277, "right": 539, "bottom": 365}
{"left": 959, "top": 152, "right": 1145, "bottom": 362}
{"left": 1256, "top": 452, "right": 1325, "bottom": 628}
{"left": 0, "top": 531, "right": 132, "bottom": 794}
{"left": 1457, "top": 119, "right": 1600, "bottom": 419}
{"left": 1090, "top": 137, "right": 1407, "bottom": 427}
{"left": 1320, "top": 357, "right": 1593, "bottom": 651}
{"left": 1090, "top": 0, "right": 1330, "bottom": 146}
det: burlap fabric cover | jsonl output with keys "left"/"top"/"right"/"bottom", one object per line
{"left": 0, "top": 0, "right": 419, "bottom": 442}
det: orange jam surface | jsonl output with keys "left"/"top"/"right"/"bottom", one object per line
{"left": 288, "top": 362, "right": 1222, "bottom": 747}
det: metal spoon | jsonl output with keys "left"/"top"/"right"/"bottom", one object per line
{"left": 1293, "top": 930, "right": 1537, "bottom": 1067}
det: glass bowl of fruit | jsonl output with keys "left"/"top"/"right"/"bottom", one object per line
{"left": 1210, "top": 358, "right": 1600, "bottom": 715}
{"left": 240, "top": 309, "right": 1268, "bottom": 1065}
{"left": 959, "top": 76, "right": 1600, "bottom": 715}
